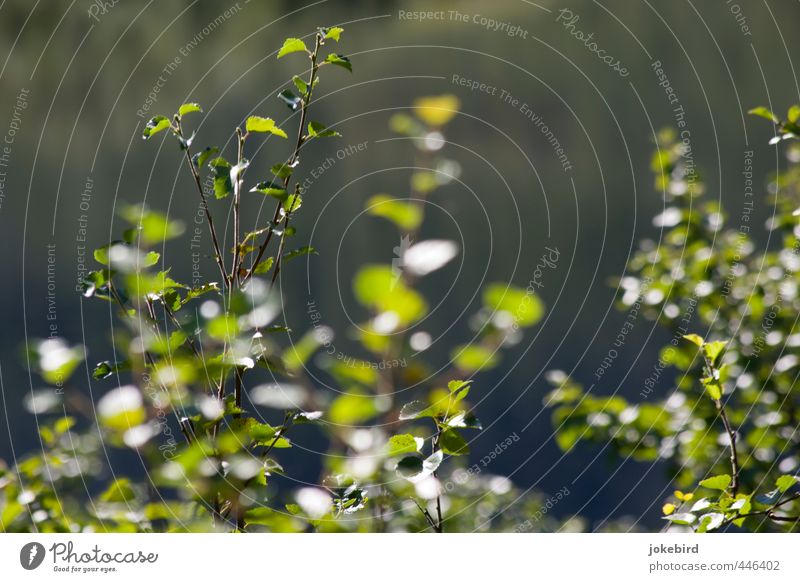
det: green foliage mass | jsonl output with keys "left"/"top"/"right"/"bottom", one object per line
{"left": 547, "top": 108, "right": 800, "bottom": 532}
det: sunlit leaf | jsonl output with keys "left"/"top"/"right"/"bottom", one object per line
{"left": 178, "top": 102, "right": 202, "bottom": 117}
{"left": 246, "top": 116, "right": 288, "bottom": 138}
{"left": 277, "top": 38, "right": 308, "bottom": 58}
{"left": 142, "top": 115, "right": 171, "bottom": 139}
{"left": 325, "top": 53, "right": 352, "bottom": 72}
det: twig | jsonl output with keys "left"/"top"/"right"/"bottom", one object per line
{"left": 701, "top": 352, "right": 740, "bottom": 496}
{"left": 716, "top": 401, "right": 740, "bottom": 496}
{"left": 411, "top": 498, "right": 438, "bottom": 531}
{"left": 230, "top": 127, "right": 247, "bottom": 289}
{"left": 176, "top": 122, "right": 228, "bottom": 286}
{"left": 245, "top": 33, "right": 322, "bottom": 284}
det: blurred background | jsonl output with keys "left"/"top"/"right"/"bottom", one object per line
{"left": 1, "top": 0, "right": 799, "bottom": 530}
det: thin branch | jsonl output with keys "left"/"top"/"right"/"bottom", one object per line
{"left": 716, "top": 401, "right": 740, "bottom": 496}
{"left": 245, "top": 33, "right": 322, "bottom": 284}
{"left": 411, "top": 498, "right": 438, "bottom": 531}
{"left": 230, "top": 127, "right": 247, "bottom": 289}
{"left": 701, "top": 351, "right": 740, "bottom": 497}
{"left": 176, "top": 122, "right": 228, "bottom": 285}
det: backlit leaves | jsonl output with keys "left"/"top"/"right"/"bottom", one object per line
{"left": 277, "top": 38, "right": 308, "bottom": 58}
{"left": 178, "top": 102, "right": 202, "bottom": 117}
{"left": 366, "top": 195, "right": 423, "bottom": 231}
{"left": 324, "top": 53, "right": 352, "bottom": 72}
{"left": 246, "top": 116, "right": 288, "bottom": 138}
{"left": 483, "top": 283, "right": 544, "bottom": 328}
{"left": 209, "top": 157, "right": 233, "bottom": 199}
{"left": 307, "top": 121, "right": 339, "bottom": 138}
{"left": 142, "top": 115, "right": 171, "bottom": 139}
{"left": 699, "top": 475, "right": 731, "bottom": 491}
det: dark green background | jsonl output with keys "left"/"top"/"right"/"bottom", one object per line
{"left": 1, "top": 0, "right": 798, "bottom": 529}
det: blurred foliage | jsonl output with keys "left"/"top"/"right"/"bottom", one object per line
{"left": 547, "top": 107, "right": 800, "bottom": 532}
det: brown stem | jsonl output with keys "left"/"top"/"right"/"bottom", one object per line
{"left": 412, "top": 498, "right": 438, "bottom": 531}
{"left": 233, "top": 369, "right": 243, "bottom": 418}
{"left": 230, "top": 128, "right": 246, "bottom": 289}
{"left": 430, "top": 424, "right": 444, "bottom": 533}
{"left": 716, "top": 400, "right": 740, "bottom": 496}
{"left": 176, "top": 123, "right": 228, "bottom": 286}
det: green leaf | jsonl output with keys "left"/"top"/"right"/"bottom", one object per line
{"left": 92, "top": 360, "right": 129, "bottom": 380}
{"left": 698, "top": 512, "right": 725, "bottom": 532}
{"left": 308, "top": 121, "right": 340, "bottom": 138}
{"left": 451, "top": 344, "right": 499, "bottom": 373}
{"left": 283, "top": 193, "right": 302, "bottom": 215}
{"left": 395, "top": 451, "right": 444, "bottom": 481}
{"left": 329, "top": 392, "right": 379, "bottom": 425}
{"left": 366, "top": 194, "right": 423, "bottom": 231}
{"left": 664, "top": 512, "right": 697, "bottom": 526}
{"left": 292, "top": 411, "right": 323, "bottom": 424}
{"left": 682, "top": 333, "right": 705, "bottom": 347}
{"left": 440, "top": 428, "right": 469, "bottom": 455}
{"left": 250, "top": 180, "right": 288, "bottom": 200}
{"left": 278, "top": 90, "right": 302, "bottom": 111}
{"left": 423, "top": 450, "right": 443, "bottom": 473}
{"left": 690, "top": 498, "right": 712, "bottom": 512}
{"left": 701, "top": 377, "right": 723, "bottom": 401}
{"left": 246, "top": 116, "right": 288, "bottom": 138}
{"left": 271, "top": 162, "right": 295, "bottom": 180}
{"left": 283, "top": 246, "right": 316, "bottom": 262}
{"left": 448, "top": 380, "right": 471, "bottom": 403}
{"left": 699, "top": 474, "right": 732, "bottom": 491}
{"left": 353, "top": 265, "right": 427, "bottom": 325}
{"left": 142, "top": 115, "right": 171, "bottom": 139}
{"left": 192, "top": 146, "right": 219, "bottom": 169}
{"left": 325, "top": 53, "right": 352, "bottom": 72}
{"left": 54, "top": 417, "right": 76, "bottom": 434}
{"left": 97, "top": 386, "right": 145, "bottom": 432}
{"left": 396, "top": 456, "right": 423, "bottom": 479}
{"left": 277, "top": 38, "right": 308, "bottom": 58}
{"left": 253, "top": 256, "right": 274, "bottom": 275}
{"left": 776, "top": 475, "right": 798, "bottom": 493}
{"left": 120, "top": 205, "right": 185, "bottom": 245}
{"left": 702, "top": 340, "right": 727, "bottom": 365}
{"left": 748, "top": 106, "right": 779, "bottom": 124}
{"left": 386, "top": 434, "right": 420, "bottom": 457}
{"left": 446, "top": 412, "right": 482, "bottom": 430}
{"left": 483, "top": 283, "right": 544, "bottom": 327}
{"left": 92, "top": 243, "right": 113, "bottom": 266}
{"left": 324, "top": 27, "right": 343, "bottom": 41}
{"left": 124, "top": 270, "right": 184, "bottom": 299}
{"left": 789, "top": 105, "right": 800, "bottom": 124}
{"left": 100, "top": 478, "right": 136, "bottom": 503}
{"left": 292, "top": 75, "right": 308, "bottom": 95}
{"left": 206, "top": 314, "right": 239, "bottom": 342}
{"left": 248, "top": 422, "right": 291, "bottom": 447}
{"left": 448, "top": 379, "right": 472, "bottom": 393}
{"left": 209, "top": 157, "right": 233, "bottom": 199}
{"left": 143, "top": 251, "right": 160, "bottom": 267}
{"left": 183, "top": 282, "right": 220, "bottom": 304}
{"left": 178, "top": 102, "right": 202, "bottom": 117}
{"left": 399, "top": 400, "right": 435, "bottom": 420}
